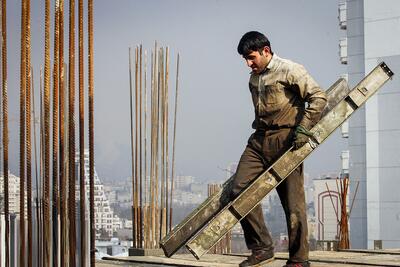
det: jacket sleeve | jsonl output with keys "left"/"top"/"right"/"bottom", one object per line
{"left": 287, "top": 64, "right": 327, "bottom": 130}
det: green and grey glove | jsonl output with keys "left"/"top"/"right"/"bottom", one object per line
{"left": 293, "top": 125, "right": 314, "bottom": 150}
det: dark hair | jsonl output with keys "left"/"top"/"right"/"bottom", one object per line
{"left": 237, "top": 31, "right": 272, "bottom": 56}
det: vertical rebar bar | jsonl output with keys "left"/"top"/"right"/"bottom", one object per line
{"left": 39, "top": 67, "right": 44, "bottom": 267}
{"left": 19, "top": 0, "right": 27, "bottom": 264}
{"left": 68, "top": 0, "right": 77, "bottom": 264}
{"left": 59, "top": 0, "right": 68, "bottom": 264}
{"left": 139, "top": 44, "right": 143, "bottom": 248}
{"left": 79, "top": 0, "right": 86, "bottom": 265}
{"left": 25, "top": 1, "right": 33, "bottom": 265}
{"left": 43, "top": 0, "right": 51, "bottom": 265}
{"left": 134, "top": 46, "right": 139, "bottom": 248}
{"left": 31, "top": 66, "right": 40, "bottom": 267}
{"left": 164, "top": 47, "right": 169, "bottom": 234}
{"left": 159, "top": 47, "right": 165, "bottom": 239}
{"left": 150, "top": 49, "right": 155, "bottom": 248}
{"left": 1, "top": 0, "right": 8, "bottom": 265}
{"left": 129, "top": 47, "right": 136, "bottom": 248}
{"left": 169, "top": 53, "right": 179, "bottom": 231}
{"left": 88, "top": 0, "right": 95, "bottom": 264}
{"left": 144, "top": 50, "right": 148, "bottom": 248}
{"left": 52, "top": 0, "right": 60, "bottom": 264}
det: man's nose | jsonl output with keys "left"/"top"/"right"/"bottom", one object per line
{"left": 246, "top": 59, "right": 252, "bottom": 67}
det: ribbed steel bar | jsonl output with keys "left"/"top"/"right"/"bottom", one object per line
{"left": 31, "top": 67, "right": 41, "bottom": 267}
{"left": 144, "top": 50, "right": 148, "bottom": 248}
{"left": 139, "top": 44, "right": 143, "bottom": 248}
{"left": 169, "top": 53, "right": 179, "bottom": 231}
{"left": 160, "top": 47, "right": 165, "bottom": 240}
{"left": 150, "top": 49, "right": 155, "bottom": 248}
{"left": 52, "top": 0, "right": 60, "bottom": 264}
{"left": 39, "top": 67, "right": 44, "bottom": 267}
{"left": 135, "top": 46, "right": 139, "bottom": 247}
{"left": 58, "top": 0, "right": 68, "bottom": 264}
{"left": 79, "top": 0, "right": 86, "bottom": 265}
{"left": 68, "top": 0, "right": 77, "bottom": 264}
{"left": 128, "top": 47, "right": 136, "bottom": 248}
{"left": 43, "top": 0, "right": 51, "bottom": 265}
{"left": 25, "top": 1, "right": 33, "bottom": 265}
{"left": 19, "top": 0, "right": 27, "bottom": 264}
{"left": 165, "top": 47, "right": 169, "bottom": 234}
{"left": 1, "top": 0, "right": 9, "bottom": 265}
{"left": 155, "top": 48, "right": 161, "bottom": 244}
{"left": 88, "top": 0, "right": 95, "bottom": 264}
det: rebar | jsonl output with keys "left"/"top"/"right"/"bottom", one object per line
{"left": 143, "top": 50, "right": 148, "bottom": 248}
{"left": 68, "top": 0, "right": 77, "bottom": 264}
{"left": 169, "top": 53, "right": 179, "bottom": 231}
{"left": 88, "top": 0, "right": 95, "bottom": 264}
{"left": 1, "top": 0, "right": 9, "bottom": 265}
{"left": 39, "top": 66, "right": 44, "bottom": 267}
{"left": 79, "top": 0, "right": 86, "bottom": 265}
{"left": 58, "top": 0, "right": 68, "bottom": 264}
{"left": 31, "top": 66, "right": 41, "bottom": 267}
{"left": 135, "top": 46, "right": 139, "bottom": 248}
{"left": 25, "top": 1, "right": 33, "bottom": 265}
{"left": 43, "top": 0, "right": 51, "bottom": 265}
{"left": 19, "top": 0, "right": 27, "bottom": 264}
{"left": 139, "top": 44, "right": 143, "bottom": 248}
{"left": 129, "top": 47, "right": 136, "bottom": 248}
{"left": 52, "top": 0, "right": 60, "bottom": 264}
{"left": 164, "top": 47, "right": 169, "bottom": 233}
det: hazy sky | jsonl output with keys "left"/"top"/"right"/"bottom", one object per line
{"left": 6, "top": 0, "right": 348, "bottom": 183}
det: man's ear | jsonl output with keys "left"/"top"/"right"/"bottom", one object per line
{"left": 262, "top": 46, "right": 271, "bottom": 56}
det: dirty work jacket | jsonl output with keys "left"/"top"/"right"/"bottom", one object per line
{"left": 249, "top": 54, "right": 327, "bottom": 130}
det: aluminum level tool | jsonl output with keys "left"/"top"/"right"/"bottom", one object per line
{"left": 161, "top": 62, "right": 393, "bottom": 259}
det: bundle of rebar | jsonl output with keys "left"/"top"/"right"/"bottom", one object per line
{"left": 326, "top": 175, "right": 359, "bottom": 250}
{"left": 129, "top": 44, "right": 180, "bottom": 250}
{"left": 2, "top": 0, "right": 97, "bottom": 265}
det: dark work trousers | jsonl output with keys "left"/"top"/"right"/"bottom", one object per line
{"left": 231, "top": 128, "right": 309, "bottom": 263}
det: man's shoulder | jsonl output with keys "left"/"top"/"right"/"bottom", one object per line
{"left": 274, "top": 55, "right": 304, "bottom": 72}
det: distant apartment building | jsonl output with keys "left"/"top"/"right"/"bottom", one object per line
{"left": 0, "top": 172, "right": 27, "bottom": 215}
{"left": 339, "top": 0, "right": 400, "bottom": 249}
{"left": 174, "top": 175, "right": 194, "bottom": 190}
{"left": 75, "top": 150, "right": 122, "bottom": 236}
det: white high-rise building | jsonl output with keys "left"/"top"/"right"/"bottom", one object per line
{"left": 75, "top": 150, "right": 121, "bottom": 236}
{"left": 340, "top": 0, "right": 400, "bottom": 249}
{"left": 0, "top": 172, "right": 27, "bottom": 215}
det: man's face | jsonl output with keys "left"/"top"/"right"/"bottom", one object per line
{"left": 243, "top": 47, "right": 271, "bottom": 74}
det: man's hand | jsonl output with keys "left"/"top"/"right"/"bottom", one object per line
{"left": 293, "top": 125, "right": 314, "bottom": 150}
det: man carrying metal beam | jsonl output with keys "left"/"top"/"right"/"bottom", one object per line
{"left": 234, "top": 31, "right": 327, "bottom": 267}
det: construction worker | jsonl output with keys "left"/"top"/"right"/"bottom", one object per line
{"left": 233, "top": 31, "right": 327, "bottom": 267}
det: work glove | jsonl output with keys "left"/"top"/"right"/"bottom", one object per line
{"left": 293, "top": 125, "right": 314, "bottom": 150}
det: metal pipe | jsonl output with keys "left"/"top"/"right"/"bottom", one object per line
{"left": 78, "top": 0, "right": 86, "bottom": 265}
{"left": 1, "top": 0, "right": 9, "bottom": 265}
